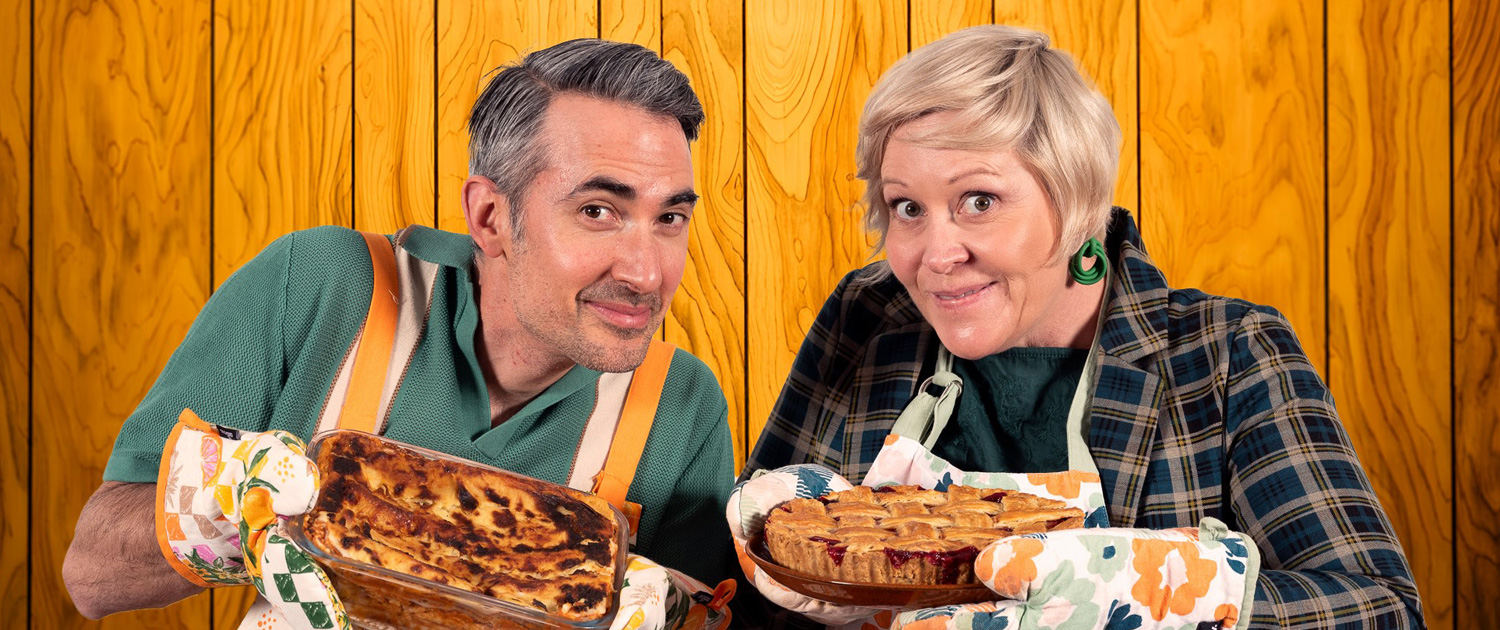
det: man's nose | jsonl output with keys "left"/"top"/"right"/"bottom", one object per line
{"left": 611, "top": 226, "right": 664, "bottom": 294}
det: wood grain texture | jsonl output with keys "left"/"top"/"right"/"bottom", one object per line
{"left": 32, "top": 0, "right": 212, "bottom": 627}
{"left": 435, "top": 0, "right": 598, "bottom": 232}
{"left": 354, "top": 0, "right": 435, "bottom": 233}
{"left": 1455, "top": 0, "right": 1500, "bottom": 623}
{"left": 213, "top": 0, "right": 353, "bottom": 282}
{"left": 745, "top": 0, "right": 906, "bottom": 442}
{"left": 0, "top": 0, "right": 28, "bottom": 625}
{"left": 212, "top": 0, "right": 352, "bottom": 624}
{"left": 604, "top": 0, "right": 661, "bottom": 50}
{"left": 910, "top": 0, "right": 991, "bottom": 49}
{"left": 1138, "top": 0, "right": 1325, "bottom": 366}
{"left": 993, "top": 0, "right": 1139, "bottom": 214}
{"left": 662, "top": 0, "right": 747, "bottom": 468}
{"left": 1326, "top": 2, "right": 1451, "bottom": 628}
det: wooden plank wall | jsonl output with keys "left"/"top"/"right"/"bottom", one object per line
{"left": 3, "top": 1, "right": 1495, "bottom": 628}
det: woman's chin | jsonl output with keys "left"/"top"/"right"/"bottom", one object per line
{"left": 934, "top": 328, "right": 1011, "bottom": 361}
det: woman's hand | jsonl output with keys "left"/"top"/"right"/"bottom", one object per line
{"left": 726, "top": 464, "right": 889, "bottom": 626}
{"left": 892, "top": 519, "right": 1258, "bottom": 630}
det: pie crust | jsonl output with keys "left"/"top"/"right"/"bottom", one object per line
{"left": 764, "top": 485, "right": 1085, "bottom": 585}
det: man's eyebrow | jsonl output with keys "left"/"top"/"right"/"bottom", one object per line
{"left": 666, "top": 190, "right": 699, "bottom": 207}
{"left": 569, "top": 176, "right": 636, "bottom": 200}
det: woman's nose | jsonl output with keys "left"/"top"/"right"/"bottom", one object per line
{"left": 922, "top": 218, "right": 969, "bottom": 274}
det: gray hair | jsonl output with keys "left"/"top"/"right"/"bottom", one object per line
{"left": 857, "top": 25, "right": 1121, "bottom": 264}
{"left": 468, "top": 39, "right": 705, "bottom": 235}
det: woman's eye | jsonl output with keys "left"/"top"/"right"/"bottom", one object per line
{"left": 961, "top": 194, "right": 995, "bottom": 214}
{"left": 891, "top": 200, "right": 922, "bottom": 220}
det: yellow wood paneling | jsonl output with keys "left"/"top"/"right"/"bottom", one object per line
{"left": 211, "top": 1, "right": 352, "bottom": 623}
{"left": 1139, "top": 0, "right": 1325, "bottom": 365}
{"left": 0, "top": 0, "right": 28, "bottom": 625}
{"left": 213, "top": 0, "right": 353, "bottom": 282}
{"left": 746, "top": 0, "right": 906, "bottom": 441}
{"left": 32, "top": 0, "right": 212, "bottom": 628}
{"left": 1456, "top": 0, "right": 1500, "bottom": 621}
{"left": 1327, "top": 1, "right": 1452, "bottom": 628}
{"left": 662, "top": 0, "right": 747, "bottom": 468}
{"left": 435, "top": 0, "right": 598, "bottom": 232}
{"left": 910, "top": 0, "right": 991, "bottom": 48}
{"left": 604, "top": 0, "right": 661, "bottom": 51}
{"left": 354, "top": 0, "right": 435, "bottom": 233}
{"left": 13, "top": 3, "right": 1498, "bottom": 625}
{"left": 994, "top": 0, "right": 1138, "bottom": 214}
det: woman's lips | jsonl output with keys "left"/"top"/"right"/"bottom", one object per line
{"left": 929, "top": 282, "right": 994, "bottom": 309}
{"left": 588, "top": 301, "right": 652, "bottom": 329}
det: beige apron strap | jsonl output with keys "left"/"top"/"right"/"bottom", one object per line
{"left": 568, "top": 371, "right": 635, "bottom": 491}
{"left": 315, "top": 229, "right": 437, "bottom": 436}
{"left": 566, "top": 341, "right": 675, "bottom": 537}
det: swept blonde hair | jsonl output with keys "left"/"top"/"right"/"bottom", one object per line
{"left": 857, "top": 25, "right": 1121, "bottom": 263}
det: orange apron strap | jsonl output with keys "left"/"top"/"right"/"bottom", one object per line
{"left": 591, "top": 340, "right": 675, "bottom": 531}
{"left": 337, "top": 232, "right": 400, "bottom": 433}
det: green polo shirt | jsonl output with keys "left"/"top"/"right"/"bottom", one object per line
{"left": 104, "top": 225, "right": 735, "bottom": 585}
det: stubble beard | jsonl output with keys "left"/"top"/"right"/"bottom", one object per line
{"left": 511, "top": 275, "right": 662, "bottom": 373}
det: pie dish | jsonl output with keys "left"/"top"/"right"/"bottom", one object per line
{"left": 290, "top": 430, "right": 628, "bottom": 629}
{"left": 764, "top": 484, "right": 1084, "bottom": 586}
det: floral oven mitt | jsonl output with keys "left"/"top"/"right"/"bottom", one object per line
{"left": 614, "top": 554, "right": 735, "bottom": 630}
{"left": 893, "top": 518, "right": 1261, "bottom": 630}
{"left": 727, "top": 464, "right": 891, "bottom": 627}
{"left": 156, "top": 408, "right": 349, "bottom": 630}
{"left": 729, "top": 465, "right": 1261, "bottom": 630}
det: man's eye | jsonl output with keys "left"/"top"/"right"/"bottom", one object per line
{"left": 961, "top": 194, "right": 996, "bottom": 214}
{"left": 660, "top": 212, "right": 689, "bottom": 227}
{"left": 581, "top": 205, "right": 612, "bottom": 220}
{"left": 890, "top": 200, "right": 922, "bottom": 220}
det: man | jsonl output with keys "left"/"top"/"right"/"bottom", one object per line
{"left": 62, "top": 39, "right": 735, "bottom": 628}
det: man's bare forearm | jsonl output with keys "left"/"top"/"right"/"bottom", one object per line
{"left": 63, "top": 481, "right": 205, "bottom": 618}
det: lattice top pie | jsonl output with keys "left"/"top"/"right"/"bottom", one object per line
{"left": 764, "top": 484, "right": 1085, "bottom": 585}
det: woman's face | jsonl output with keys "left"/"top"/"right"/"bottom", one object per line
{"left": 881, "top": 113, "right": 1075, "bottom": 359}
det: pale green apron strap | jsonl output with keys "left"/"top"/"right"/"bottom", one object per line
{"left": 1066, "top": 271, "right": 1113, "bottom": 475}
{"left": 1065, "top": 341, "right": 1103, "bottom": 475}
{"left": 889, "top": 347, "right": 961, "bottom": 450}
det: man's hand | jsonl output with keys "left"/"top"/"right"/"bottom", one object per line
{"left": 157, "top": 409, "right": 348, "bottom": 630}
{"left": 63, "top": 481, "right": 206, "bottom": 618}
{"left": 612, "top": 554, "right": 734, "bottom": 630}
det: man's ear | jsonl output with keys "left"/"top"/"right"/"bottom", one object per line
{"left": 462, "top": 176, "right": 512, "bottom": 259}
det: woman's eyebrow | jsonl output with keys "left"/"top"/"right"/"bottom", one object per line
{"left": 946, "top": 167, "right": 999, "bottom": 185}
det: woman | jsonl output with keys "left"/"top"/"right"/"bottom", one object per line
{"left": 734, "top": 25, "right": 1421, "bottom": 629}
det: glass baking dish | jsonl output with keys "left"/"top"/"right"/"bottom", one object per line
{"left": 286, "top": 430, "right": 629, "bottom": 630}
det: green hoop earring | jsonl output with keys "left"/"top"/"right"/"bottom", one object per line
{"left": 1069, "top": 237, "right": 1108, "bottom": 285}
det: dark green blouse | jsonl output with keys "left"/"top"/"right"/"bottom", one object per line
{"left": 931, "top": 346, "right": 1088, "bottom": 473}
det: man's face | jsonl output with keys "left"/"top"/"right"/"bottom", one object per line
{"left": 489, "top": 94, "right": 696, "bottom": 372}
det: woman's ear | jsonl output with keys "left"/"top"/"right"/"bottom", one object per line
{"left": 462, "top": 176, "right": 512, "bottom": 259}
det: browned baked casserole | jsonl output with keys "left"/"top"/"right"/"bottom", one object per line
{"left": 302, "top": 431, "right": 621, "bottom": 622}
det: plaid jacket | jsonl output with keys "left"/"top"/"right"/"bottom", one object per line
{"left": 743, "top": 209, "right": 1423, "bottom": 629}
